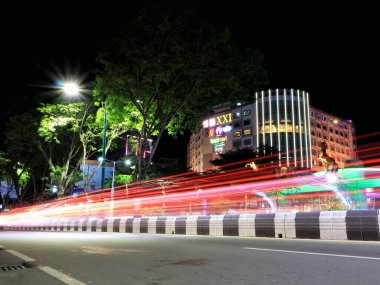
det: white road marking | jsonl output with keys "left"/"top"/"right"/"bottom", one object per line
{"left": 6, "top": 249, "right": 35, "bottom": 262}
{"left": 39, "top": 266, "right": 87, "bottom": 285}
{"left": 6, "top": 249, "right": 87, "bottom": 285}
{"left": 243, "top": 247, "right": 380, "bottom": 261}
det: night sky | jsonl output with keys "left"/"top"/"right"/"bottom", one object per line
{"left": 2, "top": 1, "right": 378, "bottom": 166}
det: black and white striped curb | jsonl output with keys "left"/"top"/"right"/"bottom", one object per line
{"left": 2, "top": 210, "right": 379, "bottom": 241}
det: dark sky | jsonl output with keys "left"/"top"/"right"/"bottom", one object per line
{"left": 2, "top": 1, "right": 378, "bottom": 165}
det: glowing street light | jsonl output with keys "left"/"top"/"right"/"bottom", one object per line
{"left": 60, "top": 81, "right": 107, "bottom": 190}
{"left": 62, "top": 82, "right": 80, "bottom": 96}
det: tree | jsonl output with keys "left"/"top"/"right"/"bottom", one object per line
{"left": 0, "top": 151, "right": 11, "bottom": 207}
{"left": 4, "top": 113, "right": 45, "bottom": 203}
{"left": 210, "top": 148, "right": 258, "bottom": 170}
{"left": 94, "top": 7, "right": 268, "bottom": 181}
{"left": 38, "top": 103, "right": 100, "bottom": 195}
{"left": 209, "top": 145, "right": 278, "bottom": 171}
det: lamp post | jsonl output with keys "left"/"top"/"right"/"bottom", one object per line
{"left": 98, "top": 157, "right": 130, "bottom": 217}
{"left": 100, "top": 102, "right": 107, "bottom": 190}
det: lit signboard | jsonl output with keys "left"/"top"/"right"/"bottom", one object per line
{"left": 215, "top": 126, "right": 223, "bottom": 136}
{"left": 223, "top": 125, "right": 232, "bottom": 132}
{"left": 203, "top": 113, "right": 232, "bottom": 128}
{"left": 210, "top": 136, "right": 227, "bottom": 145}
{"left": 215, "top": 145, "right": 224, "bottom": 154}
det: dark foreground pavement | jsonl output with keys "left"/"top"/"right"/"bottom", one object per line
{"left": 1, "top": 231, "right": 380, "bottom": 285}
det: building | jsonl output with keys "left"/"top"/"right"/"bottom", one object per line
{"left": 77, "top": 159, "right": 114, "bottom": 192}
{"left": 187, "top": 89, "right": 357, "bottom": 172}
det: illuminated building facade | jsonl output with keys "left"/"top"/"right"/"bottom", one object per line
{"left": 125, "top": 134, "right": 153, "bottom": 159}
{"left": 187, "top": 89, "right": 357, "bottom": 172}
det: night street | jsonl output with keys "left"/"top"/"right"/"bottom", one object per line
{"left": 1, "top": 2, "right": 380, "bottom": 285}
{"left": 1, "top": 231, "right": 380, "bottom": 284}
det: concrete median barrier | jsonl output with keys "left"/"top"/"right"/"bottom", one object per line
{"left": 2, "top": 210, "right": 379, "bottom": 241}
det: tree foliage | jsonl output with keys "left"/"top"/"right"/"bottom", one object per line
{"left": 3, "top": 113, "right": 45, "bottom": 203}
{"left": 94, "top": 7, "right": 268, "bottom": 181}
{"left": 210, "top": 145, "right": 278, "bottom": 170}
{"left": 37, "top": 103, "right": 100, "bottom": 195}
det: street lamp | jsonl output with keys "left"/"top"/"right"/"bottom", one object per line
{"left": 98, "top": 157, "right": 130, "bottom": 216}
{"left": 60, "top": 81, "right": 107, "bottom": 190}
{"left": 62, "top": 82, "right": 80, "bottom": 96}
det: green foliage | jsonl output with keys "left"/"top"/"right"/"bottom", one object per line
{"left": 0, "top": 151, "right": 10, "bottom": 179}
{"left": 94, "top": 7, "right": 268, "bottom": 181}
{"left": 114, "top": 174, "right": 133, "bottom": 185}
{"left": 38, "top": 103, "right": 98, "bottom": 145}
{"left": 3, "top": 113, "right": 45, "bottom": 201}
{"left": 49, "top": 165, "right": 81, "bottom": 196}
{"left": 37, "top": 103, "right": 100, "bottom": 195}
{"left": 17, "top": 168, "right": 30, "bottom": 190}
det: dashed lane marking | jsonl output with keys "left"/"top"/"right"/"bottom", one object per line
{"left": 6, "top": 249, "right": 87, "bottom": 284}
{"left": 243, "top": 247, "right": 380, "bottom": 261}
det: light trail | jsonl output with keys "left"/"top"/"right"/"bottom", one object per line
{"left": 1, "top": 135, "right": 380, "bottom": 223}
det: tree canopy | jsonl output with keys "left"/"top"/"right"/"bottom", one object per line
{"left": 210, "top": 145, "right": 279, "bottom": 171}
{"left": 38, "top": 103, "right": 100, "bottom": 195}
{"left": 94, "top": 7, "right": 268, "bottom": 181}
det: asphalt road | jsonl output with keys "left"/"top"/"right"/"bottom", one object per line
{"left": 1, "top": 231, "right": 380, "bottom": 285}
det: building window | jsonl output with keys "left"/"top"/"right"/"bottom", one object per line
{"left": 233, "top": 140, "right": 241, "bottom": 149}
{"left": 311, "top": 131, "right": 315, "bottom": 136}
{"left": 243, "top": 119, "right": 251, "bottom": 126}
{"left": 316, "top": 123, "right": 321, "bottom": 128}
{"left": 243, "top": 109, "right": 251, "bottom": 116}
{"left": 322, "top": 115, "right": 326, "bottom": 121}
{"left": 330, "top": 137, "right": 334, "bottom": 142}
{"left": 243, "top": 138, "right": 252, "bottom": 146}
{"left": 329, "top": 128, "right": 333, "bottom": 133}
{"left": 243, "top": 129, "right": 251, "bottom": 136}
{"left": 233, "top": 112, "right": 241, "bottom": 119}
{"left": 234, "top": 122, "right": 240, "bottom": 128}
{"left": 233, "top": 131, "right": 241, "bottom": 138}
{"left": 323, "top": 125, "right": 327, "bottom": 131}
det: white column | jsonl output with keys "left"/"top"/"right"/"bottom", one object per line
{"left": 297, "top": 90, "right": 304, "bottom": 168}
{"left": 276, "top": 89, "right": 281, "bottom": 166}
{"left": 291, "top": 89, "right": 296, "bottom": 167}
{"left": 284, "top": 89, "right": 289, "bottom": 167}
{"left": 269, "top": 90, "right": 273, "bottom": 148}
